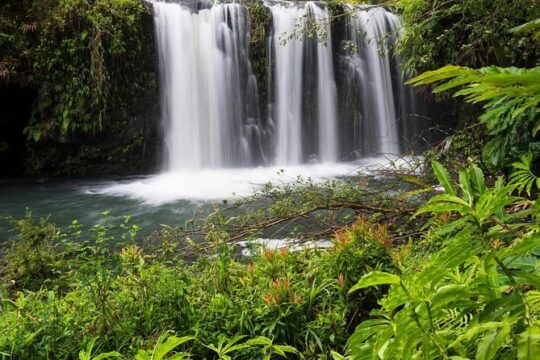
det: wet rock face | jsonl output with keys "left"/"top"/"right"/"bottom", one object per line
{"left": 0, "top": 85, "right": 37, "bottom": 177}
{"left": 22, "top": 2, "right": 161, "bottom": 177}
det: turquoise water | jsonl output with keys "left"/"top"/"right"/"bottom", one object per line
{"left": 0, "top": 177, "right": 208, "bottom": 241}
{"left": 0, "top": 161, "right": 392, "bottom": 242}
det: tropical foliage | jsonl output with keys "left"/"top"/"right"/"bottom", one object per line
{"left": 0, "top": 0, "right": 157, "bottom": 175}
{"left": 408, "top": 65, "right": 540, "bottom": 169}
{"left": 0, "top": 206, "right": 391, "bottom": 359}
{"left": 0, "top": 0, "right": 154, "bottom": 138}
{"left": 394, "top": 0, "right": 540, "bottom": 73}
{"left": 345, "top": 160, "right": 540, "bottom": 359}
{"left": 2, "top": 1, "right": 540, "bottom": 360}
{"left": 3, "top": 159, "right": 540, "bottom": 359}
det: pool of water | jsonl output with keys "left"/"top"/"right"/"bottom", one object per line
{"left": 0, "top": 177, "right": 203, "bottom": 241}
{"left": 0, "top": 162, "right": 375, "bottom": 241}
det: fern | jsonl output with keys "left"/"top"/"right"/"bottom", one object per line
{"left": 509, "top": 153, "right": 540, "bottom": 195}
{"left": 406, "top": 25, "right": 540, "bottom": 170}
{"left": 346, "top": 162, "right": 540, "bottom": 359}
{"left": 408, "top": 65, "right": 540, "bottom": 134}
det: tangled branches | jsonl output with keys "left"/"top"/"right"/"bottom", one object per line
{"left": 157, "top": 158, "right": 433, "bottom": 257}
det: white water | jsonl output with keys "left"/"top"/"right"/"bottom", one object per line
{"left": 343, "top": 6, "right": 401, "bottom": 155}
{"left": 92, "top": 1, "right": 427, "bottom": 205}
{"left": 92, "top": 163, "right": 358, "bottom": 204}
{"left": 154, "top": 1, "right": 257, "bottom": 170}
{"left": 270, "top": 3, "right": 305, "bottom": 164}
{"left": 308, "top": 2, "right": 338, "bottom": 162}
{"left": 90, "top": 156, "right": 416, "bottom": 204}
{"left": 270, "top": 2, "right": 338, "bottom": 164}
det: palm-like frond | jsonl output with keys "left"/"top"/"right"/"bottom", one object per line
{"left": 408, "top": 65, "right": 540, "bottom": 135}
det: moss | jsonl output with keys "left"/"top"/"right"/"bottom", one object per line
{"left": 243, "top": 0, "right": 271, "bottom": 115}
{"left": 0, "top": 0, "right": 159, "bottom": 176}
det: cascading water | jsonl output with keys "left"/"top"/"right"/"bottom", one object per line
{"left": 269, "top": 4, "right": 305, "bottom": 164}
{"left": 96, "top": 0, "right": 430, "bottom": 203}
{"left": 153, "top": 0, "right": 262, "bottom": 171}
{"left": 338, "top": 6, "right": 400, "bottom": 156}
{"left": 152, "top": 0, "right": 427, "bottom": 171}
{"left": 269, "top": 2, "right": 338, "bottom": 164}
{"left": 308, "top": 3, "right": 338, "bottom": 163}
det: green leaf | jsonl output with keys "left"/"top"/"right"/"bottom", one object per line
{"left": 511, "top": 19, "right": 540, "bottom": 34}
{"left": 430, "top": 284, "right": 471, "bottom": 310}
{"left": 432, "top": 161, "right": 456, "bottom": 195}
{"left": 62, "top": 109, "right": 70, "bottom": 132}
{"left": 459, "top": 170, "right": 474, "bottom": 203}
{"left": 91, "top": 352, "right": 123, "bottom": 360}
{"left": 244, "top": 337, "right": 272, "bottom": 346}
{"left": 482, "top": 137, "right": 507, "bottom": 170}
{"left": 517, "top": 326, "right": 540, "bottom": 360}
{"left": 271, "top": 345, "right": 299, "bottom": 357}
{"left": 476, "top": 322, "right": 510, "bottom": 360}
{"left": 498, "top": 233, "right": 540, "bottom": 258}
{"left": 503, "top": 256, "right": 538, "bottom": 272}
{"left": 349, "top": 271, "right": 400, "bottom": 293}
{"left": 32, "top": 129, "right": 42, "bottom": 142}
{"left": 479, "top": 294, "right": 524, "bottom": 322}
{"left": 152, "top": 336, "right": 194, "bottom": 360}
{"left": 399, "top": 175, "right": 431, "bottom": 187}
{"left": 452, "top": 322, "right": 505, "bottom": 347}
{"left": 514, "top": 271, "right": 540, "bottom": 290}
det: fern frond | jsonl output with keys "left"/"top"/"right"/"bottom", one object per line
{"left": 509, "top": 153, "right": 540, "bottom": 196}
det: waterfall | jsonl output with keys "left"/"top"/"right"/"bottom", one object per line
{"left": 339, "top": 6, "right": 402, "bottom": 156}
{"left": 269, "top": 2, "right": 338, "bottom": 164}
{"left": 270, "top": 3, "right": 305, "bottom": 164}
{"left": 307, "top": 3, "right": 338, "bottom": 163}
{"left": 152, "top": 0, "right": 427, "bottom": 171}
{"left": 153, "top": 0, "right": 262, "bottom": 171}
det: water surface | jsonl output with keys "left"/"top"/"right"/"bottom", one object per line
{"left": 0, "top": 163, "right": 368, "bottom": 240}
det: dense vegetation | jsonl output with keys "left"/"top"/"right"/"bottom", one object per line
{"left": 1, "top": 0, "right": 540, "bottom": 359}
{"left": 394, "top": 0, "right": 540, "bottom": 73}
{"left": 1, "top": 0, "right": 538, "bottom": 175}
{"left": 2, "top": 157, "right": 540, "bottom": 358}
{"left": 0, "top": 0, "right": 158, "bottom": 176}
{"left": 378, "top": 0, "right": 539, "bottom": 174}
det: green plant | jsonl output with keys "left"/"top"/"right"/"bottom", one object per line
{"left": 509, "top": 153, "right": 540, "bottom": 196}
{"left": 408, "top": 64, "right": 540, "bottom": 169}
{"left": 0, "top": 199, "right": 392, "bottom": 359}
{"left": 79, "top": 337, "right": 122, "bottom": 360}
{"left": 244, "top": 336, "right": 299, "bottom": 360}
{"left": 204, "top": 335, "right": 255, "bottom": 360}
{"left": 0, "top": 212, "right": 63, "bottom": 291}
{"left": 394, "top": 0, "right": 540, "bottom": 73}
{"left": 0, "top": 0, "right": 157, "bottom": 176}
{"left": 135, "top": 333, "right": 194, "bottom": 360}
{"left": 345, "top": 161, "right": 540, "bottom": 359}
